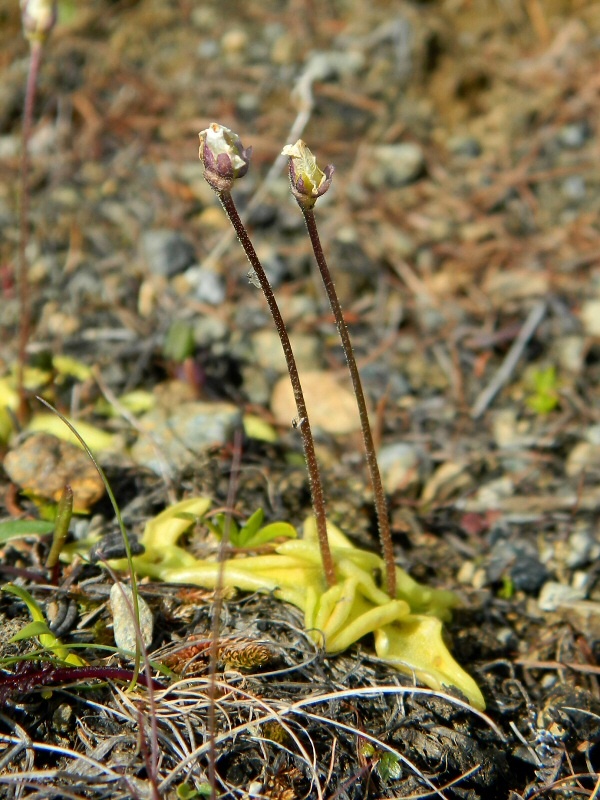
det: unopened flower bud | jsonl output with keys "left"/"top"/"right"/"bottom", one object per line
{"left": 198, "top": 123, "right": 252, "bottom": 193}
{"left": 282, "top": 140, "right": 334, "bottom": 209}
{"left": 20, "top": 0, "right": 57, "bottom": 44}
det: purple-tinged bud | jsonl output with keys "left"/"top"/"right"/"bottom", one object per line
{"left": 20, "top": 0, "right": 57, "bottom": 44}
{"left": 282, "top": 140, "right": 334, "bottom": 210}
{"left": 198, "top": 123, "right": 252, "bottom": 193}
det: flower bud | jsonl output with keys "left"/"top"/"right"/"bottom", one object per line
{"left": 20, "top": 0, "right": 57, "bottom": 44}
{"left": 282, "top": 140, "right": 334, "bottom": 209}
{"left": 198, "top": 123, "right": 252, "bottom": 193}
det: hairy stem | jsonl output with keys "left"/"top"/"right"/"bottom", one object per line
{"left": 219, "top": 190, "right": 335, "bottom": 587}
{"left": 301, "top": 207, "right": 396, "bottom": 598}
{"left": 17, "top": 39, "right": 43, "bottom": 423}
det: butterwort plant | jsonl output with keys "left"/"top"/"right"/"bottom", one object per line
{"left": 194, "top": 124, "right": 484, "bottom": 708}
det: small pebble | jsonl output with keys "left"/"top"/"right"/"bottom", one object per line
{"left": 52, "top": 703, "right": 73, "bottom": 733}
{"left": 251, "top": 329, "right": 320, "bottom": 373}
{"left": 378, "top": 443, "right": 421, "bottom": 494}
{"left": 141, "top": 229, "right": 196, "bottom": 278}
{"left": 183, "top": 265, "right": 226, "bottom": 305}
{"left": 561, "top": 175, "right": 585, "bottom": 201}
{"left": 565, "top": 442, "right": 600, "bottom": 478}
{"left": 580, "top": 299, "right": 600, "bottom": 336}
{"left": 552, "top": 335, "right": 585, "bottom": 373}
{"left": 3, "top": 433, "right": 105, "bottom": 512}
{"left": 368, "top": 143, "right": 425, "bottom": 188}
{"left": 565, "top": 524, "right": 598, "bottom": 569}
{"left": 131, "top": 401, "right": 242, "bottom": 475}
{"left": 110, "top": 583, "right": 154, "bottom": 653}
{"left": 221, "top": 28, "right": 248, "bottom": 55}
{"left": 586, "top": 425, "right": 600, "bottom": 445}
{"left": 557, "top": 121, "right": 589, "bottom": 149}
{"left": 538, "top": 581, "right": 586, "bottom": 612}
{"left": 488, "top": 538, "right": 547, "bottom": 593}
{"left": 447, "top": 135, "right": 482, "bottom": 157}
{"left": 271, "top": 370, "right": 360, "bottom": 435}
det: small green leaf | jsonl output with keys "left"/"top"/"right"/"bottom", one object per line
{"left": 0, "top": 519, "right": 55, "bottom": 543}
{"left": 177, "top": 783, "right": 214, "bottom": 799}
{"left": 378, "top": 751, "right": 402, "bottom": 781}
{"left": 10, "top": 620, "right": 53, "bottom": 642}
{"left": 2, "top": 583, "right": 85, "bottom": 666}
{"left": 243, "top": 521, "right": 297, "bottom": 548}
{"left": 237, "top": 508, "right": 264, "bottom": 546}
{"left": 164, "top": 320, "right": 195, "bottom": 362}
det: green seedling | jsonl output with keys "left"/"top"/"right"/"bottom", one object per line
{"left": 163, "top": 319, "right": 196, "bottom": 363}
{"left": 204, "top": 507, "right": 297, "bottom": 549}
{"left": 361, "top": 743, "right": 403, "bottom": 782}
{"left": 526, "top": 365, "right": 560, "bottom": 415}
{"left": 45, "top": 484, "right": 73, "bottom": 570}
{"left": 2, "top": 582, "right": 84, "bottom": 666}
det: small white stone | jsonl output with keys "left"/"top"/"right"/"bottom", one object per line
{"left": 110, "top": 583, "right": 153, "bottom": 654}
{"left": 538, "top": 581, "right": 585, "bottom": 613}
{"left": 566, "top": 442, "right": 600, "bottom": 478}
{"left": 581, "top": 300, "right": 600, "bottom": 336}
{"left": 378, "top": 443, "right": 421, "bottom": 494}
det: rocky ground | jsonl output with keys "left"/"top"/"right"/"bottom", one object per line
{"left": 1, "top": 0, "right": 600, "bottom": 797}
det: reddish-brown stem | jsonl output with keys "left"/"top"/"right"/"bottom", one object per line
{"left": 0, "top": 665, "right": 164, "bottom": 704}
{"left": 218, "top": 190, "right": 335, "bottom": 588}
{"left": 17, "top": 39, "right": 43, "bottom": 423}
{"left": 301, "top": 207, "right": 397, "bottom": 598}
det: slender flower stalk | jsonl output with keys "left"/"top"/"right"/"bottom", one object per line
{"left": 199, "top": 124, "right": 335, "bottom": 588}
{"left": 17, "top": 0, "right": 57, "bottom": 421}
{"left": 283, "top": 140, "right": 397, "bottom": 598}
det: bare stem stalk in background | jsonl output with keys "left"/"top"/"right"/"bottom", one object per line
{"left": 17, "top": 38, "right": 43, "bottom": 422}
{"left": 218, "top": 191, "right": 335, "bottom": 587}
{"left": 18, "top": 0, "right": 57, "bottom": 420}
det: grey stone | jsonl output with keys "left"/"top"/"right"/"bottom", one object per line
{"left": 561, "top": 176, "right": 586, "bottom": 201}
{"left": 110, "top": 583, "right": 154, "bottom": 653}
{"left": 141, "top": 229, "right": 196, "bottom": 277}
{"left": 447, "top": 135, "right": 482, "bottom": 158}
{"left": 378, "top": 443, "right": 421, "bottom": 494}
{"left": 251, "top": 329, "right": 321, "bottom": 373}
{"left": 538, "top": 581, "right": 586, "bottom": 612}
{"left": 184, "top": 265, "right": 226, "bottom": 305}
{"left": 558, "top": 121, "right": 590, "bottom": 149}
{"left": 585, "top": 425, "right": 600, "bottom": 446}
{"left": 566, "top": 442, "right": 600, "bottom": 478}
{"left": 488, "top": 538, "right": 547, "bottom": 593}
{"left": 551, "top": 335, "right": 585, "bottom": 373}
{"left": 131, "top": 401, "right": 242, "bottom": 475}
{"left": 581, "top": 300, "right": 600, "bottom": 336}
{"left": 369, "top": 143, "right": 425, "bottom": 188}
{"left": 565, "top": 524, "right": 599, "bottom": 569}
{"left": 193, "top": 316, "right": 229, "bottom": 345}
